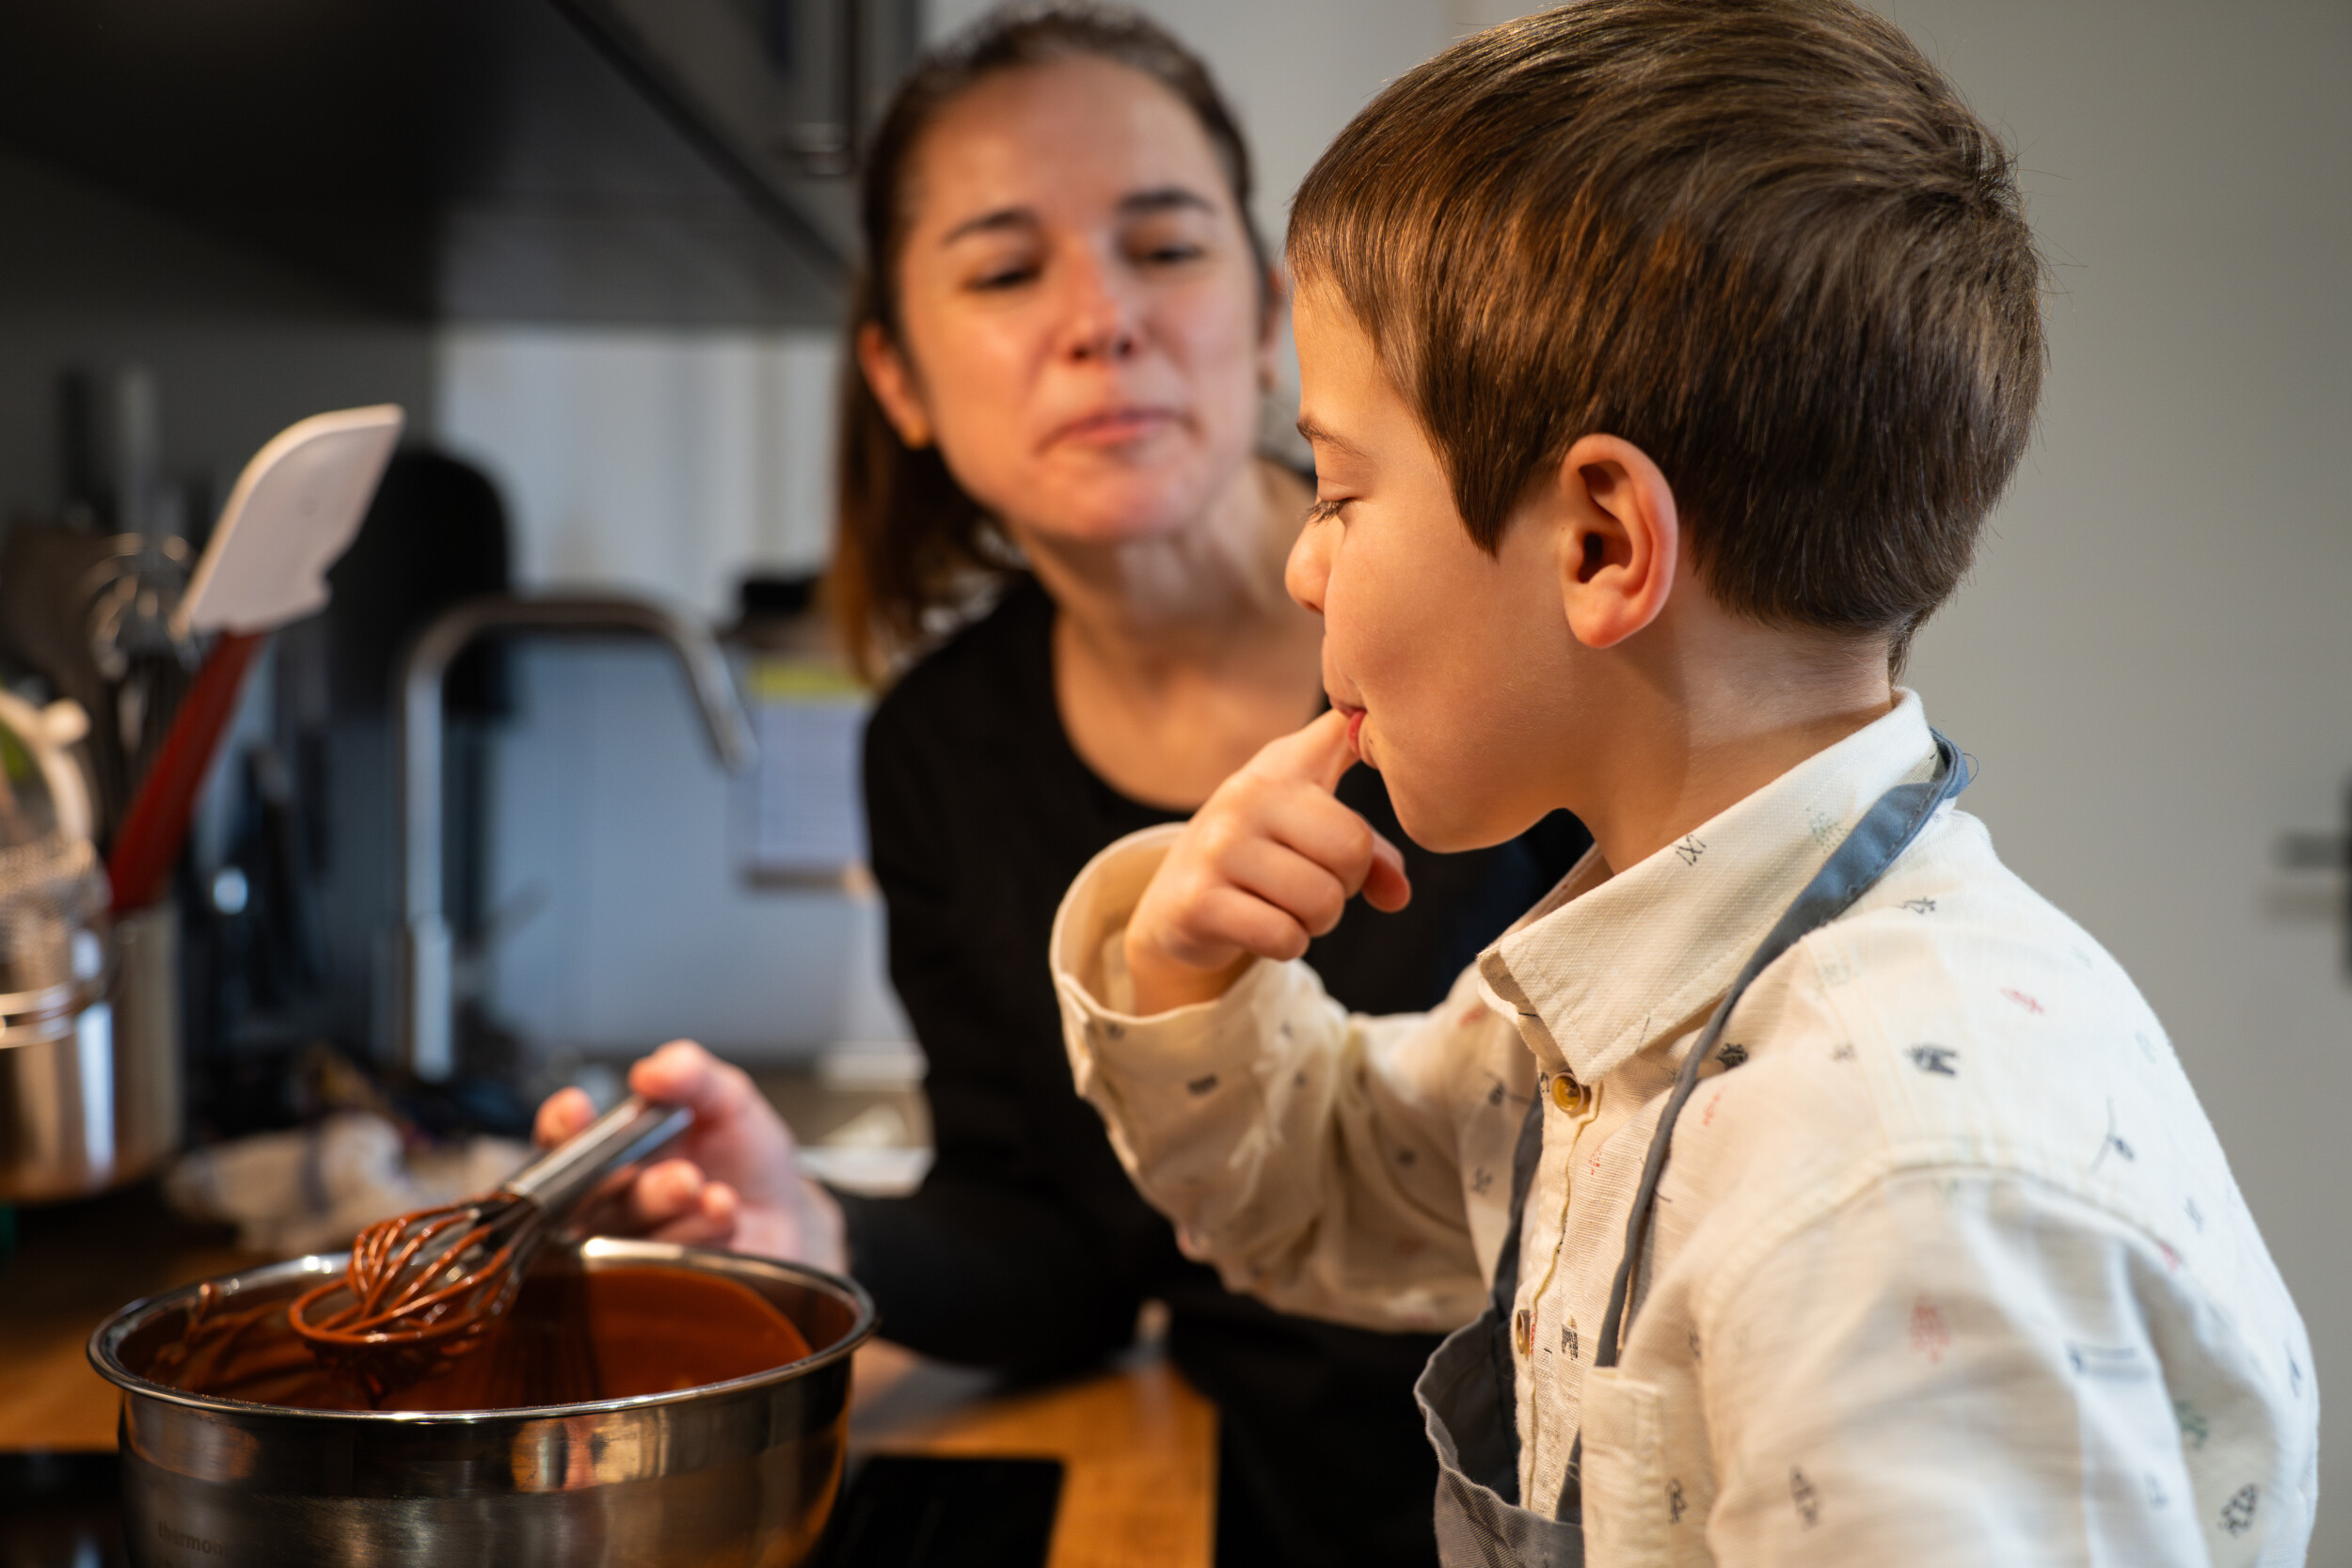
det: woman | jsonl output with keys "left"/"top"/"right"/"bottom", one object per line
{"left": 539, "top": 9, "right": 1588, "bottom": 1563}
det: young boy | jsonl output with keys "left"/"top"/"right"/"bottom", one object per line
{"left": 1046, "top": 2, "right": 2316, "bottom": 1563}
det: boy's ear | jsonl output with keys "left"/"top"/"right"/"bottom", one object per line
{"left": 1551, "top": 434, "right": 1680, "bottom": 650}
{"left": 857, "top": 321, "right": 934, "bottom": 450}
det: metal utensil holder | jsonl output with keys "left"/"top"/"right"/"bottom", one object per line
{"left": 0, "top": 902, "right": 182, "bottom": 1204}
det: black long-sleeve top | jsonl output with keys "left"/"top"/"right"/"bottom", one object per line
{"left": 841, "top": 577, "right": 1590, "bottom": 1568}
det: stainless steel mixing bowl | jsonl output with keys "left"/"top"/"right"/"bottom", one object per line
{"left": 88, "top": 1237, "right": 878, "bottom": 1568}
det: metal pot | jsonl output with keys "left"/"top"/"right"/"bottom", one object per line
{"left": 88, "top": 1237, "right": 878, "bottom": 1567}
{"left": 0, "top": 899, "right": 181, "bottom": 1202}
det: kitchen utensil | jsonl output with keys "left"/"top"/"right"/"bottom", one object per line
{"left": 79, "top": 531, "right": 197, "bottom": 794}
{"left": 106, "top": 404, "right": 403, "bottom": 913}
{"left": 288, "top": 1095, "right": 691, "bottom": 1395}
{"left": 90, "top": 1237, "right": 874, "bottom": 1568}
{"left": 0, "top": 684, "right": 103, "bottom": 1040}
{"left": 0, "top": 689, "right": 179, "bottom": 1201}
{"left": 0, "top": 526, "right": 135, "bottom": 833}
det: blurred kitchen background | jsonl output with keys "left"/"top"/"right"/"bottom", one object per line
{"left": 0, "top": 0, "right": 2344, "bottom": 1555}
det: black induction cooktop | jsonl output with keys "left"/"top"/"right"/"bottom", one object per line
{"left": 0, "top": 1449, "right": 1060, "bottom": 1568}
{"left": 0, "top": 1451, "right": 128, "bottom": 1568}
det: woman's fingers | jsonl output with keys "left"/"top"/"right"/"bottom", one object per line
{"left": 625, "top": 1038, "right": 808, "bottom": 1215}
{"left": 644, "top": 1180, "right": 740, "bottom": 1246}
{"left": 628, "top": 1040, "right": 740, "bottom": 1117}
{"left": 627, "top": 1158, "right": 718, "bottom": 1227}
{"left": 532, "top": 1044, "right": 805, "bottom": 1254}
{"left": 533, "top": 1085, "right": 596, "bottom": 1149}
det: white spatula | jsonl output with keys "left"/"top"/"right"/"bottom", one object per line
{"left": 107, "top": 405, "right": 403, "bottom": 912}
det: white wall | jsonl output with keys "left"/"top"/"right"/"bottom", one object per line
{"left": 1877, "top": 3, "right": 2352, "bottom": 1557}
{"left": 435, "top": 325, "right": 840, "bottom": 620}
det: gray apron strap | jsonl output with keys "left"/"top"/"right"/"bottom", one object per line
{"left": 1419, "top": 731, "right": 1968, "bottom": 1568}
{"left": 1592, "top": 731, "right": 1969, "bottom": 1370}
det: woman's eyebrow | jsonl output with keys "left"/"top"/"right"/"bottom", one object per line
{"left": 1118, "top": 185, "right": 1216, "bottom": 218}
{"left": 941, "top": 206, "right": 1039, "bottom": 245}
{"left": 940, "top": 187, "right": 1216, "bottom": 245}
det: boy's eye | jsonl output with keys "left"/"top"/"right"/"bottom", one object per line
{"left": 1306, "top": 497, "right": 1350, "bottom": 525}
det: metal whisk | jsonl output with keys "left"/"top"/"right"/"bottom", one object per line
{"left": 289, "top": 1096, "right": 691, "bottom": 1396}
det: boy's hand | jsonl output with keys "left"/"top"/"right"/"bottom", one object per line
{"left": 1124, "top": 709, "right": 1411, "bottom": 1014}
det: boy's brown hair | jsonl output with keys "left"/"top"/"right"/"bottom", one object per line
{"left": 1289, "top": 0, "right": 2044, "bottom": 664}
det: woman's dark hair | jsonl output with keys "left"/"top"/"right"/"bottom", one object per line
{"left": 829, "top": 3, "right": 1266, "bottom": 680}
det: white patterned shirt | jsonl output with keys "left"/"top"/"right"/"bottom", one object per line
{"left": 1049, "top": 692, "right": 2316, "bottom": 1566}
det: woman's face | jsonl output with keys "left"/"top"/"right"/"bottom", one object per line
{"left": 862, "top": 56, "right": 1273, "bottom": 546}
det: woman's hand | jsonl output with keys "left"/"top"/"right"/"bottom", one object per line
{"left": 1123, "top": 709, "right": 1410, "bottom": 1015}
{"left": 532, "top": 1040, "right": 847, "bottom": 1272}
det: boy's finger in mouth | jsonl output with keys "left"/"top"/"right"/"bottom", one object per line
{"left": 1335, "top": 704, "right": 1367, "bottom": 762}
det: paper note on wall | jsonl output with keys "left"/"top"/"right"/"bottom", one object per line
{"left": 739, "top": 657, "right": 867, "bottom": 885}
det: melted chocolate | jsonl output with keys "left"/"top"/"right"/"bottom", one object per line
{"left": 288, "top": 1198, "right": 545, "bottom": 1401}
{"left": 144, "top": 1264, "right": 813, "bottom": 1412}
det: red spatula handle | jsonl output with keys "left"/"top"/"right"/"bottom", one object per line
{"left": 107, "top": 629, "right": 267, "bottom": 914}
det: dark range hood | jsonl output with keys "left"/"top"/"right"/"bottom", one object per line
{"left": 0, "top": 0, "right": 919, "bottom": 326}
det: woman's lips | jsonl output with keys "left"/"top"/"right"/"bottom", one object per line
{"left": 1338, "top": 705, "right": 1366, "bottom": 759}
{"left": 1046, "top": 406, "right": 1177, "bottom": 448}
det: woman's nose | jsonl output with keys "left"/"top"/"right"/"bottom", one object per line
{"left": 1057, "top": 253, "right": 1142, "bottom": 363}
{"left": 1286, "top": 514, "right": 1333, "bottom": 614}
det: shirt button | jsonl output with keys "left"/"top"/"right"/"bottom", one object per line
{"left": 1551, "top": 1074, "right": 1587, "bottom": 1116}
{"left": 1513, "top": 1307, "right": 1534, "bottom": 1358}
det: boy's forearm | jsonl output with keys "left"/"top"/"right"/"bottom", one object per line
{"left": 1058, "top": 960, "right": 1488, "bottom": 1333}
{"left": 1050, "top": 829, "right": 1489, "bottom": 1333}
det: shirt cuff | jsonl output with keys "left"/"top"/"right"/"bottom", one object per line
{"left": 1047, "top": 824, "right": 1279, "bottom": 1100}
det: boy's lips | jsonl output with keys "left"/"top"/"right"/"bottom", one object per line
{"left": 1337, "top": 704, "right": 1366, "bottom": 758}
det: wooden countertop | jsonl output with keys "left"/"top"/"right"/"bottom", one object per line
{"left": 849, "top": 1334, "right": 1215, "bottom": 1568}
{"left": 0, "top": 1182, "right": 252, "bottom": 1452}
{"left": 0, "top": 1181, "right": 1215, "bottom": 1568}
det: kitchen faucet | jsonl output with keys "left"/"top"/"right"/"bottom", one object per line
{"left": 394, "top": 594, "right": 755, "bottom": 1083}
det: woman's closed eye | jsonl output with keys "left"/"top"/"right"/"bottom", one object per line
{"left": 1131, "top": 238, "right": 1205, "bottom": 266}
{"left": 1121, "top": 214, "right": 1215, "bottom": 271}
{"left": 966, "top": 259, "right": 1041, "bottom": 293}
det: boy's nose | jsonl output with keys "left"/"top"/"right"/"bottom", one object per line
{"left": 1285, "top": 513, "right": 1333, "bottom": 614}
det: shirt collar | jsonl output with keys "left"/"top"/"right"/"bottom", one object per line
{"left": 1476, "top": 690, "right": 1941, "bottom": 1085}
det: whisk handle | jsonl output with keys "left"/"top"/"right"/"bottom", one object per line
{"left": 503, "top": 1096, "right": 693, "bottom": 1220}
